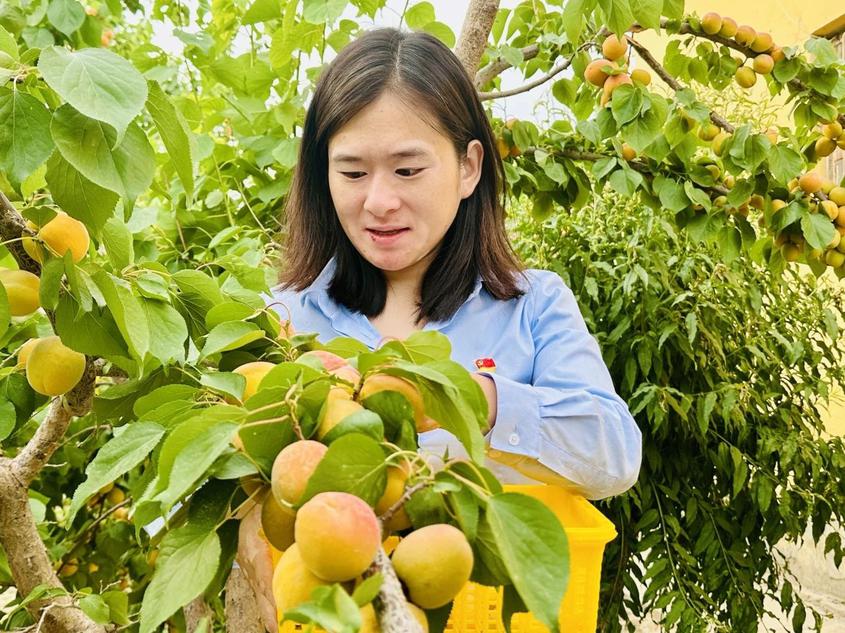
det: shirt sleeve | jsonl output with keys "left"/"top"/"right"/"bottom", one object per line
{"left": 483, "top": 271, "right": 642, "bottom": 500}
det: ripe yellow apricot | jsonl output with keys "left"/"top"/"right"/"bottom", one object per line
{"left": 734, "top": 25, "right": 756, "bottom": 47}
{"left": 375, "top": 464, "right": 412, "bottom": 532}
{"left": 272, "top": 543, "right": 330, "bottom": 612}
{"left": 825, "top": 250, "right": 845, "bottom": 268}
{"left": 495, "top": 136, "right": 509, "bottom": 160}
{"left": 271, "top": 440, "right": 328, "bottom": 505}
{"left": 359, "top": 373, "right": 425, "bottom": 431}
{"left": 584, "top": 59, "right": 616, "bottom": 87}
{"left": 391, "top": 524, "right": 474, "bottom": 609}
{"left": 298, "top": 349, "right": 348, "bottom": 371}
{"left": 734, "top": 66, "right": 756, "bottom": 88}
{"left": 752, "top": 54, "right": 773, "bottom": 74}
{"left": 698, "top": 123, "right": 719, "bottom": 141}
{"left": 836, "top": 207, "right": 845, "bottom": 227}
{"left": 621, "top": 144, "right": 637, "bottom": 161}
{"left": 261, "top": 492, "right": 296, "bottom": 551}
{"left": 750, "top": 32, "right": 773, "bottom": 53}
{"left": 317, "top": 394, "right": 365, "bottom": 439}
{"left": 295, "top": 491, "right": 381, "bottom": 582}
{"left": 820, "top": 200, "right": 839, "bottom": 221}
{"left": 822, "top": 122, "right": 843, "bottom": 139}
{"left": 232, "top": 361, "right": 275, "bottom": 401}
{"left": 711, "top": 132, "right": 730, "bottom": 156}
{"left": 15, "top": 338, "right": 39, "bottom": 369}
{"left": 829, "top": 187, "right": 845, "bottom": 206}
{"left": 23, "top": 212, "right": 90, "bottom": 263}
{"left": 601, "top": 34, "right": 628, "bottom": 61}
{"left": 700, "top": 12, "right": 722, "bottom": 35}
{"left": 26, "top": 335, "right": 86, "bottom": 396}
{"left": 0, "top": 269, "right": 40, "bottom": 316}
{"left": 719, "top": 17, "right": 738, "bottom": 38}
{"left": 630, "top": 68, "right": 651, "bottom": 86}
{"left": 798, "top": 172, "right": 823, "bottom": 194}
{"left": 815, "top": 137, "right": 836, "bottom": 158}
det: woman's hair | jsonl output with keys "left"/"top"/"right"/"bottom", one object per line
{"left": 279, "top": 27, "right": 526, "bottom": 324}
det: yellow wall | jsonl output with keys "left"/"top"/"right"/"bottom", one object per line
{"left": 634, "top": 4, "right": 845, "bottom": 435}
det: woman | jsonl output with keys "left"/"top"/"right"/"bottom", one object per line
{"left": 270, "top": 27, "right": 641, "bottom": 499}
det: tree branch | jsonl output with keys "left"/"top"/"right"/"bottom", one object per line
{"left": 624, "top": 35, "right": 735, "bottom": 134}
{"left": 455, "top": 0, "right": 500, "bottom": 78}
{"left": 0, "top": 192, "right": 39, "bottom": 274}
{"left": 365, "top": 547, "right": 424, "bottom": 633}
{"left": 474, "top": 44, "right": 539, "bottom": 89}
{"left": 0, "top": 459, "right": 105, "bottom": 633}
{"left": 478, "top": 43, "right": 592, "bottom": 101}
{"left": 224, "top": 568, "right": 264, "bottom": 633}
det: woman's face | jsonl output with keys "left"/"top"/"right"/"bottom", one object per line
{"left": 327, "top": 91, "right": 482, "bottom": 281}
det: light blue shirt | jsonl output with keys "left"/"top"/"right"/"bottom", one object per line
{"left": 269, "top": 259, "right": 641, "bottom": 500}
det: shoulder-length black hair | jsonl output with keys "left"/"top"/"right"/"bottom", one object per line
{"left": 279, "top": 27, "right": 526, "bottom": 324}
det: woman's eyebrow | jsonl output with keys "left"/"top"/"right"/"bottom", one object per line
{"left": 330, "top": 148, "right": 430, "bottom": 163}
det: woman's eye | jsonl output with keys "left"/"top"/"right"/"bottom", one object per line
{"left": 396, "top": 168, "right": 422, "bottom": 177}
{"left": 341, "top": 172, "right": 365, "bottom": 179}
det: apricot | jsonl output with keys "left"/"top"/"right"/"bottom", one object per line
{"left": 822, "top": 122, "right": 843, "bottom": 139}
{"left": 15, "top": 338, "right": 39, "bottom": 369}
{"left": 0, "top": 269, "right": 40, "bottom": 316}
{"left": 820, "top": 200, "right": 839, "bottom": 221}
{"left": 329, "top": 364, "right": 361, "bottom": 386}
{"left": 825, "top": 250, "right": 845, "bottom": 268}
{"left": 711, "top": 131, "right": 730, "bottom": 156}
{"left": 815, "top": 137, "right": 836, "bottom": 158}
{"left": 798, "top": 172, "right": 823, "bottom": 194}
{"left": 601, "top": 34, "right": 627, "bottom": 61}
{"left": 735, "top": 66, "right": 756, "bottom": 88}
{"left": 836, "top": 207, "right": 845, "bottom": 227}
{"left": 719, "top": 17, "right": 738, "bottom": 38}
{"left": 232, "top": 361, "right": 275, "bottom": 401}
{"left": 375, "top": 464, "right": 412, "bottom": 532}
{"left": 391, "top": 524, "right": 474, "bottom": 609}
{"left": 828, "top": 187, "right": 845, "bottom": 206}
{"left": 601, "top": 73, "right": 632, "bottom": 107}
{"left": 271, "top": 440, "right": 328, "bottom": 505}
{"left": 317, "top": 393, "right": 365, "bottom": 439}
{"left": 750, "top": 32, "right": 773, "bottom": 53}
{"left": 295, "top": 491, "right": 381, "bottom": 582}
{"left": 359, "top": 373, "right": 425, "bottom": 430}
{"left": 630, "top": 68, "right": 651, "bottom": 86}
{"left": 23, "top": 212, "right": 90, "bottom": 263}
{"left": 26, "top": 335, "right": 86, "bottom": 396}
{"left": 771, "top": 47, "right": 785, "bottom": 63}
{"left": 782, "top": 243, "right": 801, "bottom": 262}
{"left": 700, "top": 12, "right": 722, "bottom": 35}
{"left": 584, "top": 59, "right": 616, "bottom": 87}
{"left": 495, "top": 136, "right": 509, "bottom": 160}
{"left": 272, "top": 543, "right": 330, "bottom": 612}
{"left": 698, "top": 123, "right": 719, "bottom": 141}
{"left": 260, "top": 493, "right": 296, "bottom": 551}
{"left": 753, "top": 54, "right": 773, "bottom": 74}
{"left": 621, "top": 144, "right": 636, "bottom": 161}
{"left": 734, "top": 25, "right": 756, "bottom": 47}
{"left": 299, "top": 349, "right": 348, "bottom": 371}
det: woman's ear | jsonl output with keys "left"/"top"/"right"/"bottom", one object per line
{"left": 459, "top": 139, "right": 484, "bottom": 199}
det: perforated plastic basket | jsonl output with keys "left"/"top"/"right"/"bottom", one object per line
{"left": 276, "top": 484, "right": 616, "bottom": 632}
{"left": 445, "top": 484, "right": 616, "bottom": 632}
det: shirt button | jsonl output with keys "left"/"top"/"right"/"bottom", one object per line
{"left": 508, "top": 433, "right": 519, "bottom": 446}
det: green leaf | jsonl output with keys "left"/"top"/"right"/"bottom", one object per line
{"left": 150, "top": 418, "right": 239, "bottom": 513}
{"left": 301, "top": 0, "right": 346, "bottom": 23}
{"left": 0, "top": 397, "right": 16, "bottom": 442}
{"left": 67, "top": 422, "right": 165, "bottom": 524}
{"left": 140, "top": 299, "right": 188, "bottom": 365}
{"left": 44, "top": 152, "right": 118, "bottom": 237}
{"left": 598, "top": 0, "right": 635, "bottom": 37}
{"left": 50, "top": 105, "right": 155, "bottom": 200}
{"left": 78, "top": 594, "right": 111, "bottom": 625}
{"left": 320, "top": 408, "right": 384, "bottom": 444}
{"left": 101, "top": 217, "right": 134, "bottom": 270}
{"left": 284, "top": 584, "right": 361, "bottom": 633}
{"left": 201, "top": 321, "right": 265, "bottom": 357}
{"left": 562, "top": 0, "right": 595, "bottom": 44}
{"left": 656, "top": 177, "right": 689, "bottom": 212}
{"left": 242, "top": 0, "right": 281, "bottom": 24}
{"left": 93, "top": 271, "right": 150, "bottom": 360}
{"left": 39, "top": 46, "right": 148, "bottom": 142}
{"left": 0, "top": 26, "right": 18, "bottom": 59}
{"left": 139, "top": 522, "right": 221, "bottom": 633}
{"left": 404, "top": 2, "right": 435, "bottom": 30}
{"left": 46, "top": 0, "right": 84, "bottom": 37}
{"left": 301, "top": 433, "right": 387, "bottom": 507}
{"left": 55, "top": 295, "right": 131, "bottom": 359}
{"left": 800, "top": 213, "right": 837, "bottom": 251}
{"left": 610, "top": 85, "right": 642, "bottom": 126}
{"left": 486, "top": 493, "right": 569, "bottom": 633}
{"left": 102, "top": 590, "right": 129, "bottom": 626}
{"left": 631, "top": 0, "right": 662, "bottom": 30}
{"left": 38, "top": 257, "right": 64, "bottom": 311}
{"left": 146, "top": 81, "right": 195, "bottom": 201}
{"left": 351, "top": 573, "right": 382, "bottom": 607}
{"left": 421, "top": 21, "right": 456, "bottom": 48}
{"left": 0, "top": 90, "right": 55, "bottom": 188}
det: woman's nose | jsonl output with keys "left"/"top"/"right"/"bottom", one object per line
{"left": 363, "top": 172, "right": 401, "bottom": 216}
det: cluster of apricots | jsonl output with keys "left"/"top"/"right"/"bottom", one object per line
{"left": 229, "top": 350, "right": 475, "bottom": 630}
{"left": 775, "top": 175, "right": 845, "bottom": 266}
{"left": 0, "top": 212, "right": 91, "bottom": 397}
{"left": 583, "top": 33, "right": 651, "bottom": 107}
{"left": 694, "top": 13, "right": 783, "bottom": 89}
{"left": 813, "top": 121, "right": 845, "bottom": 160}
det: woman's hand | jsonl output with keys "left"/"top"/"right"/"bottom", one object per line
{"left": 470, "top": 372, "right": 497, "bottom": 432}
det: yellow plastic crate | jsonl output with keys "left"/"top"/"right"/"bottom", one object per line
{"left": 276, "top": 484, "right": 615, "bottom": 632}
{"left": 445, "top": 484, "right": 616, "bottom": 633}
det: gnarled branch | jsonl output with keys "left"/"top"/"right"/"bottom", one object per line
{"left": 455, "top": 0, "right": 500, "bottom": 79}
